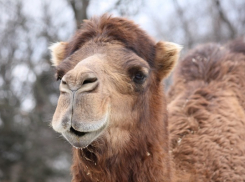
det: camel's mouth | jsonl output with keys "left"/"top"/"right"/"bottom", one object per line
{"left": 62, "top": 118, "right": 108, "bottom": 148}
{"left": 70, "top": 127, "right": 88, "bottom": 137}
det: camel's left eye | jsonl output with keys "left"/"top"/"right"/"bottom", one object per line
{"left": 133, "top": 72, "right": 146, "bottom": 84}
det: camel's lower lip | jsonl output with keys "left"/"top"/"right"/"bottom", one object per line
{"left": 62, "top": 122, "right": 107, "bottom": 148}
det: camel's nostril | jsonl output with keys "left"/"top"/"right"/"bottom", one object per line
{"left": 83, "top": 77, "right": 98, "bottom": 85}
{"left": 62, "top": 72, "right": 98, "bottom": 92}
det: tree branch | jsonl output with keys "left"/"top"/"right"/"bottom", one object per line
{"left": 214, "top": 0, "right": 236, "bottom": 38}
{"left": 68, "top": 0, "right": 89, "bottom": 29}
{"left": 173, "top": 0, "right": 193, "bottom": 48}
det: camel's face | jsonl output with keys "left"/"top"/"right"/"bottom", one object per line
{"left": 51, "top": 43, "right": 152, "bottom": 148}
{"left": 50, "top": 41, "right": 181, "bottom": 149}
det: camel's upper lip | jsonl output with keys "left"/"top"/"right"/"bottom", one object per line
{"left": 70, "top": 113, "right": 109, "bottom": 133}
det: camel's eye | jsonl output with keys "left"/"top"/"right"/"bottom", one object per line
{"left": 133, "top": 71, "right": 146, "bottom": 84}
{"left": 128, "top": 66, "right": 148, "bottom": 85}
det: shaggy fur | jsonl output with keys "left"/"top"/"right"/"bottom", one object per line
{"left": 66, "top": 15, "right": 175, "bottom": 182}
{"left": 71, "top": 83, "right": 171, "bottom": 182}
{"left": 51, "top": 14, "right": 181, "bottom": 182}
{"left": 168, "top": 41, "right": 245, "bottom": 181}
{"left": 50, "top": 14, "right": 245, "bottom": 182}
{"left": 55, "top": 14, "right": 156, "bottom": 78}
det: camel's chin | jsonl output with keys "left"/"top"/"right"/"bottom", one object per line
{"left": 62, "top": 124, "right": 107, "bottom": 148}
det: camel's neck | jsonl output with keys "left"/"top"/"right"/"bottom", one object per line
{"left": 72, "top": 137, "right": 171, "bottom": 182}
{"left": 71, "top": 87, "right": 171, "bottom": 182}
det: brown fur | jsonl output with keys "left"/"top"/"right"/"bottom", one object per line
{"left": 50, "top": 14, "right": 245, "bottom": 182}
{"left": 71, "top": 82, "right": 171, "bottom": 182}
{"left": 65, "top": 16, "right": 175, "bottom": 181}
{"left": 61, "top": 14, "right": 155, "bottom": 68}
{"left": 168, "top": 41, "right": 245, "bottom": 181}
{"left": 50, "top": 14, "right": 180, "bottom": 182}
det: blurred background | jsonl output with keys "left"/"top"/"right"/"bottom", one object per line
{"left": 0, "top": 0, "right": 244, "bottom": 181}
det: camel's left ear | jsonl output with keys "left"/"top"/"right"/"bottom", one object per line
{"left": 49, "top": 42, "right": 68, "bottom": 67}
{"left": 155, "top": 41, "right": 182, "bottom": 80}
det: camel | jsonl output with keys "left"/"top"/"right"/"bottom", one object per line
{"left": 49, "top": 14, "right": 245, "bottom": 182}
{"left": 168, "top": 40, "right": 245, "bottom": 181}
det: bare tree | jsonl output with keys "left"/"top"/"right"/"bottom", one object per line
{"left": 172, "top": 0, "right": 194, "bottom": 48}
{"left": 0, "top": 1, "right": 72, "bottom": 181}
{"left": 68, "top": 0, "right": 90, "bottom": 29}
{"left": 106, "top": 0, "right": 144, "bottom": 16}
{"left": 0, "top": 0, "right": 244, "bottom": 181}
{"left": 214, "top": 0, "right": 236, "bottom": 39}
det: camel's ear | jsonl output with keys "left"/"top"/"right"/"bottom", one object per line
{"left": 155, "top": 41, "right": 182, "bottom": 79}
{"left": 49, "top": 42, "right": 68, "bottom": 67}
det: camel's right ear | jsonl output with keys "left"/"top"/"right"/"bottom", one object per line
{"left": 49, "top": 42, "right": 68, "bottom": 67}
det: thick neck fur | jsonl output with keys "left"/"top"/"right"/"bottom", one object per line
{"left": 71, "top": 84, "right": 171, "bottom": 182}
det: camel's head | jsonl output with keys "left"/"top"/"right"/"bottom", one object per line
{"left": 50, "top": 15, "right": 181, "bottom": 149}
